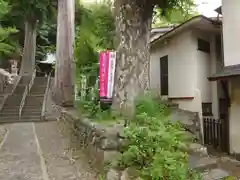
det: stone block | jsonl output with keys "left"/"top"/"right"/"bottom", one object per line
{"left": 202, "top": 169, "right": 230, "bottom": 180}
{"left": 107, "top": 169, "right": 120, "bottom": 180}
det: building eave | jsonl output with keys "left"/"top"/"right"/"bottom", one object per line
{"left": 208, "top": 64, "right": 240, "bottom": 81}
{"left": 150, "top": 15, "right": 217, "bottom": 46}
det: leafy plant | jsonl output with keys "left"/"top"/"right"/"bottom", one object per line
{"left": 0, "top": 0, "right": 19, "bottom": 59}
{"left": 118, "top": 93, "right": 201, "bottom": 180}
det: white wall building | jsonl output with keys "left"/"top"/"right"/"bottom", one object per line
{"left": 150, "top": 2, "right": 240, "bottom": 157}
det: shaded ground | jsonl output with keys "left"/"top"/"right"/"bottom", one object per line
{"left": 0, "top": 122, "right": 97, "bottom": 180}
{"left": 216, "top": 156, "right": 240, "bottom": 177}
{"left": 35, "top": 121, "right": 98, "bottom": 180}
{"left": 0, "top": 123, "right": 44, "bottom": 180}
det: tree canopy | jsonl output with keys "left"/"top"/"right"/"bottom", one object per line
{"left": 75, "top": 1, "right": 114, "bottom": 77}
{"left": 0, "top": 0, "right": 18, "bottom": 60}
{"left": 7, "top": 0, "right": 56, "bottom": 25}
{"left": 152, "top": 1, "right": 198, "bottom": 27}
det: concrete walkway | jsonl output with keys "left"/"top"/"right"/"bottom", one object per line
{"left": 0, "top": 122, "right": 97, "bottom": 180}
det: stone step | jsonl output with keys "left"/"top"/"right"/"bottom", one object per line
{"left": 31, "top": 87, "right": 46, "bottom": 90}
{"left": 189, "top": 155, "right": 218, "bottom": 172}
{"left": 14, "top": 86, "right": 26, "bottom": 94}
{"left": 25, "top": 96, "right": 44, "bottom": 99}
{"left": 0, "top": 108, "right": 19, "bottom": 111}
{"left": 0, "top": 117, "right": 45, "bottom": 123}
{"left": 24, "top": 102, "right": 43, "bottom": 105}
{"left": 0, "top": 115, "right": 41, "bottom": 120}
{"left": 3, "top": 103, "right": 21, "bottom": 106}
{"left": 1, "top": 109, "right": 40, "bottom": 114}
{"left": 29, "top": 92, "right": 46, "bottom": 95}
{"left": 0, "top": 111, "right": 19, "bottom": 115}
{"left": 22, "top": 106, "right": 42, "bottom": 109}
{"left": 21, "top": 112, "right": 42, "bottom": 116}
{"left": 34, "top": 77, "right": 48, "bottom": 82}
{"left": 188, "top": 143, "right": 208, "bottom": 157}
{"left": 5, "top": 99, "right": 22, "bottom": 103}
{"left": 18, "top": 76, "right": 31, "bottom": 85}
{"left": 3, "top": 84, "right": 14, "bottom": 93}
{"left": 21, "top": 117, "right": 41, "bottom": 121}
{"left": 5, "top": 96, "right": 22, "bottom": 100}
{"left": 0, "top": 115, "right": 19, "bottom": 118}
{"left": 202, "top": 168, "right": 230, "bottom": 180}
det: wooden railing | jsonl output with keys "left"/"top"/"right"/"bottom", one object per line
{"left": 203, "top": 116, "right": 229, "bottom": 153}
{"left": 19, "top": 69, "right": 36, "bottom": 119}
{"left": 41, "top": 72, "right": 52, "bottom": 120}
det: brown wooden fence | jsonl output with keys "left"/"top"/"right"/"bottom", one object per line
{"left": 203, "top": 116, "right": 229, "bottom": 153}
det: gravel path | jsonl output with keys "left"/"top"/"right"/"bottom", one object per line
{"left": 0, "top": 122, "right": 97, "bottom": 180}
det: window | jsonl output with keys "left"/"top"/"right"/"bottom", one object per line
{"left": 160, "top": 56, "right": 168, "bottom": 96}
{"left": 198, "top": 38, "right": 210, "bottom": 53}
{"left": 202, "top": 103, "right": 213, "bottom": 116}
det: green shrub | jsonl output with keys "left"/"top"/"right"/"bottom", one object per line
{"left": 118, "top": 93, "right": 201, "bottom": 180}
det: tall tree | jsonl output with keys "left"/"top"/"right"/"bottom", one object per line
{"left": 7, "top": 0, "right": 56, "bottom": 75}
{"left": 112, "top": 0, "right": 194, "bottom": 115}
{"left": 53, "top": 0, "right": 75, "bottom": 106}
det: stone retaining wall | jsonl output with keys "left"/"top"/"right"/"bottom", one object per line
{"left": 58, "top": 109, "right": 125, "bottom": 174}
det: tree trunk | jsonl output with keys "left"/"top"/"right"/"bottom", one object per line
{"left": 20, "top": 20, "right": 37, "bottom": 76}
{"left": 53, "top": 0, "right": 75, "bottom": 107}
{"left": 112, "top": 0, "right": 154, "bottom": 116}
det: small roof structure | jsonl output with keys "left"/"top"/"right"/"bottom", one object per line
{"left": 37, "top": 53, "right": 56, "bottom": 64}
{"left": 209, "top": 65, "right": 240, "bottom": 81}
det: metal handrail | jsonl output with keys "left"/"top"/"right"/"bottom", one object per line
{"left": 19, "top": 69, "right": 36, "bottom": 119}
{"left": 41, "top": 72, "right": 52, "bottom": 120}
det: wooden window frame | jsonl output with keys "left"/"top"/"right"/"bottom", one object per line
{"left": 202, "top": 102, "right": 213, "bottom": 116}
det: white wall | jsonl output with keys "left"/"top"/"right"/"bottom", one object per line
{"left": 229, "top": 77, "right": 240, "bottom": 154}
{"left": 150, "top": 30, "right": 220, "bottom": 116}
{"left": 193, "top": 31, "right": 212, "bottom": 103}
{"left": 222, "top": 0, "right": 240, "bottom": 66}
{"left": 150, "top": 31, "right": 197, "bottom": 98}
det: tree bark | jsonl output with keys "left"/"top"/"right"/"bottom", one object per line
{"left": 112, "top": 0, "right": 154, "bottom": 116}
{"left": 53, "top": 0, "right": 75, "bottom": 107}
{"left": 19, "top": 20, "right": 37, "bottom": 75}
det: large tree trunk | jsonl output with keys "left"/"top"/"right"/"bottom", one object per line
{"left": 53, "top": 0, "right": 75, "bottom": 107}
{"left": 112, "top": 0, "right": 154, "bottom": 116}
{"left": 20, "top": 20, "right": 37, "bottom": 75}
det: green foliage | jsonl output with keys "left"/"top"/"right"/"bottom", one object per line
{"left": 0, "top": 0, "right": 57, "bottom": 61}
{"left": 0, "top": 0, "right": 19, "bottom": 59}
{"left": 1, "top": 0, "right": 57, "bottom": 62}
{"left": 7, "top": 0, "right": 56, "bottom": 25}
{"left": 152, "top": 0, "right": 198, "bottom": 27}
{"left": 222, "top": 176, "right": 236, "bottom": 180}
{"left": 75, "top": 1, "right": 114, "bottom": 77}
{"left": 118, "top": 93, "right": 201, "bottom": 180}
{"left": 36, "top": 22, "right": 56, "bottom": 60}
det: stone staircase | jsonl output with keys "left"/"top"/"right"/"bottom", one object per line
{"left": 0, "top": 76, "right": 49, "bottom": 123}
{"left": 21, "top": 77, "right": 48, "bottom": 122}
{"left": 0, "top": 76, "right": 31, "bottom": 123}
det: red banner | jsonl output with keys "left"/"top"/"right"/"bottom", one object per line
{"left": 99, "top": 51, "right": 116, "bottom": 99}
